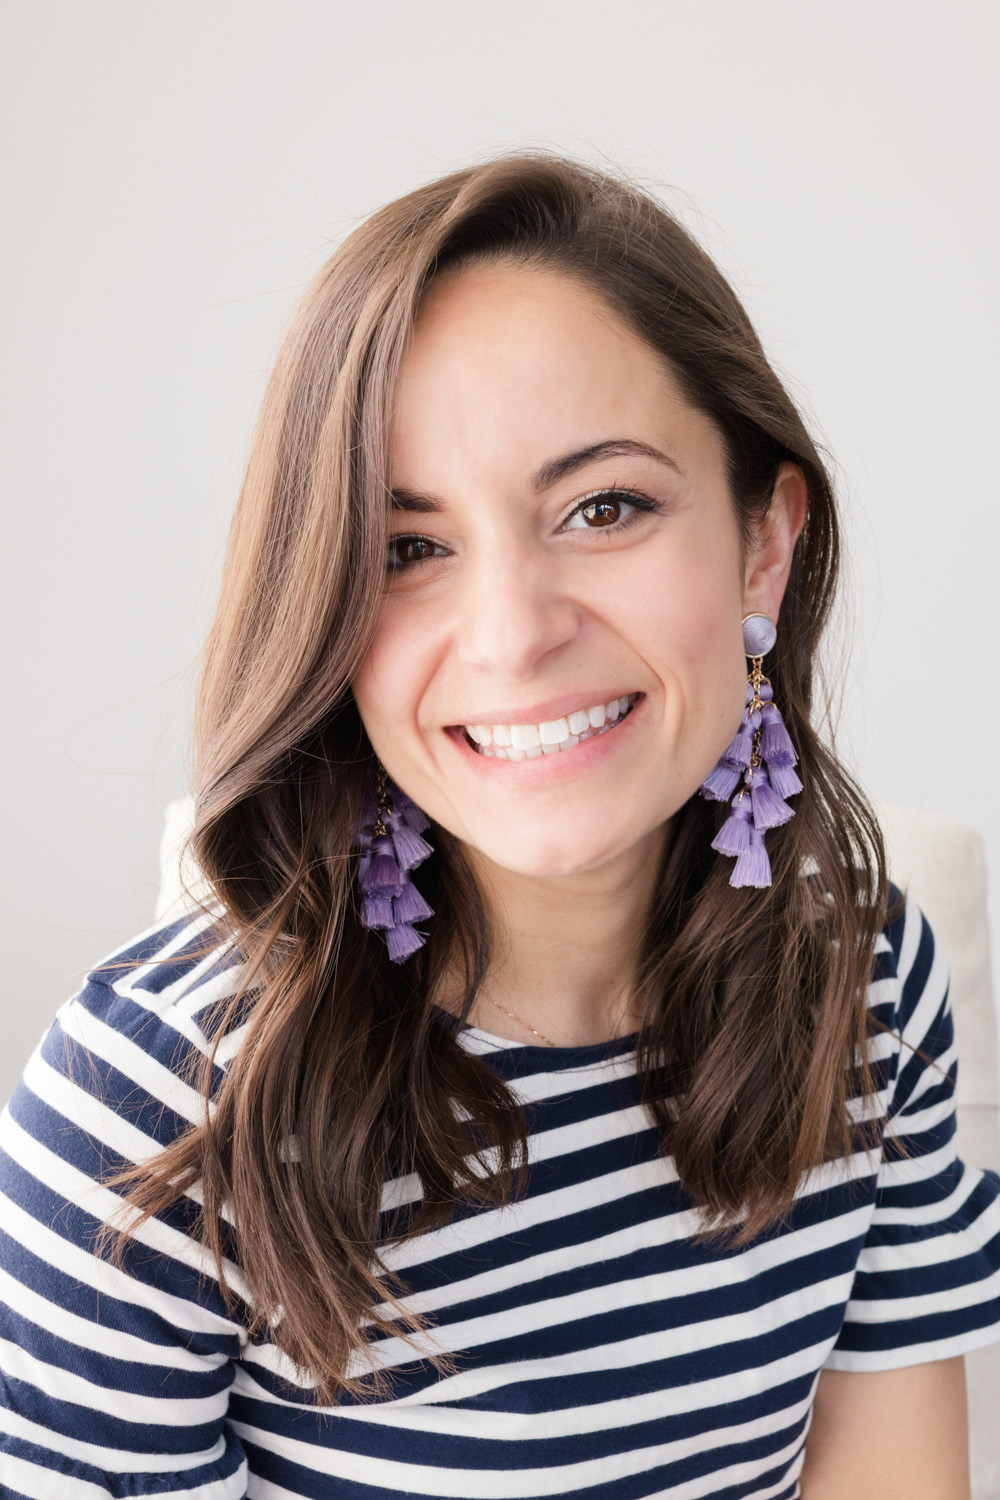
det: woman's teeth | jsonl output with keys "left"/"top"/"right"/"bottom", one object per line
{"left": 463, "top": 694, "right": 639, "bottom": 760}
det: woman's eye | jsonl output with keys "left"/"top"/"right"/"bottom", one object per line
{"left": 387, "top": 488, "right": 658, "bottom": 568}
{"left": 562, "top": 488, "right": 654, "bottom": 531}
{"left": 386, "top": 535, "right": 446, "bottom": 570}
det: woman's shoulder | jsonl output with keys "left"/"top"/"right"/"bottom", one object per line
{"left": 0, "top": 909, "right": 252, "bottom": 1495}
{"left": 11, "top": 904, "right": 250, "bottom": 1148}
{"left": 74, "top": 901, "right": 248, "bottom": 1034}
{"left": 866, "top": 878, "right": 955, "bottom": 1119}
{"left": 871, "top": 879, "right": 947, "bottom": 1017}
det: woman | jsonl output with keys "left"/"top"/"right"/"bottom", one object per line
{"left": 1, "top": 150, "right": 997, "bottom": 1499}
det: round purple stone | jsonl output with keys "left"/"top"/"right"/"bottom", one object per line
{"left": 742, "top": 612, "right": 776, "bottom": 657}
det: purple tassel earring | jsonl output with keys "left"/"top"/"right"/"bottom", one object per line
{"left": 699, "top": 613, "right": 802, "bottom": 889}
{"left": 356, "top": 765, "right": 434, "bottom": 961}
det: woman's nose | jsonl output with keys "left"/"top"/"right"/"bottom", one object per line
{"left": 453, "top": 545, "right": 580, "bottom": 681}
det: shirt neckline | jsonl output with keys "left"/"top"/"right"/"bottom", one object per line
{"left": 431, "top": 1004, "right": 640, "bottom": 1069}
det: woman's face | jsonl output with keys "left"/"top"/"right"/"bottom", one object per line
{"left": 352, "top": 262, "right": 803, "bottom": 880}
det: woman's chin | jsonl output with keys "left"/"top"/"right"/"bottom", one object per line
{"left": 463, "top": 822, "right": 657, "bottom": 883}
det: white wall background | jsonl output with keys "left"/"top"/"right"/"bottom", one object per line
{"left": 2, "top": 0, "right": 997, "bottom": 1103}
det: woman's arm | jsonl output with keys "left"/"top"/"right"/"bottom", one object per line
{"left": 0, "top": 971, "right": 248, "bottom": 1496}
{"left": 799, "top": 1355, "right": 971, "bottom": 1499}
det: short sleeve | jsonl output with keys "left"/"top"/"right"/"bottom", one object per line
{"left": 825, "top": 891, "right": 1000, "bottom": 1371}
{"left": 0, "top": 966, "right": 249, "bottom": 1497}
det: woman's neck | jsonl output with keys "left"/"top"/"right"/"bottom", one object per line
{"left": 437, "top": 822, "right": 671, "bottom": 1048}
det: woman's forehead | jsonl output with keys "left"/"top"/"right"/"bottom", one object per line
{"left": 404, "top": 259, "right": 656, "bottom": 381}
{"left": 390, "top": 263, "right": 716, "bottom": 490}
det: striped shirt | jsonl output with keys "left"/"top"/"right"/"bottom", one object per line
{"left": 1, "top": 885, "right": 999, "bottom": 1499}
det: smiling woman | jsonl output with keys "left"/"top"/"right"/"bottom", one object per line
{"left": 353, "top": 259, "right": 801, "bottom": 896}
{"left": 1, "top": 150, "right": 998, "bottom": 1500}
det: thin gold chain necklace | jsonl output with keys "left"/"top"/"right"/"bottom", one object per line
{"left": 481, "top": 994, "right": 558, "bottom": 1048}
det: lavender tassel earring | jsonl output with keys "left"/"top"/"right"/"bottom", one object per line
{"left": 356, "top": 765, "right": 434, "bottom": 961}
{"left": 699, "top": 613, "right": 802, "bottom": 889}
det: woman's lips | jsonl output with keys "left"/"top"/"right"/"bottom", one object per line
{"left": 462, "top": 692, "right": 641, "bottom": 759}
{"left": 445, "top": 693, "right": 645, "bottom": 778}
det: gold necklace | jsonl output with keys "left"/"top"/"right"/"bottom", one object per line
{"left": 481, "top": 994, "right": 558, "bottom": 1048}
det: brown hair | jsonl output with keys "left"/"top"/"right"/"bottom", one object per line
{"left": 99, "top": 148, "right": 903, "bottom": 1403}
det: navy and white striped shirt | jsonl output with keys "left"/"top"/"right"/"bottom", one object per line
{"left": 1, "top": 885, "right": 999, "bottom": 1498}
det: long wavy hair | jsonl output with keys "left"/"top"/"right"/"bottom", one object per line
{"left": 99, "top": 148, "right": 900, "bottom": 1403}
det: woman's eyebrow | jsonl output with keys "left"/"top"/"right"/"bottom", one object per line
{"left": 532, "top": 438, "right": 685, "bottom": 490}
{"left": 389, "top": 437, "right": 685, "bottom": 513}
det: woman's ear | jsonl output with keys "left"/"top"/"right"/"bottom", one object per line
{"left": 742, "top": 461, "right": 809, "bottom": 621}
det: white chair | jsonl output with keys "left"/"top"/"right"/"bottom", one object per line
{"left": 155, "top": 795, "right": 1000, "bottom": 1496}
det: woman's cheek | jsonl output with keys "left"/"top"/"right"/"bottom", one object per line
{"left": 351, "top": 628, "right": 406, "bottom": 755}
{"left": 352, "top": 602, "right": 441, "bottom": 763}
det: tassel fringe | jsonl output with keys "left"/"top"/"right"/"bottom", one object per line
{"left": 362, "top": 847, "right": 402, "bottom": 897}
{"left": 360, "top": 895, "right": 394, "bottom": 929}
{"left": 385, "top": 923, "right": 425, "bottom": 962}
{"left": 760, "top": 702, "right": 798, "bottom": 766}
{"left": 767, "top": 760, "right": 803, "bottom": 800}
{"left": 700, "top": 662, "right": 802, "bottom": 890}
{"left": 701, "top": 759, "right": 743, "bottom": 801}
{"left": 388, "top": 819, "right": 433, "bottom": 870}
{"left": 723, "top": 719, "right": 755, "bottom": 767}
{"left": 711, "top": 797, "right": 752, "bottom": 856}
{"left": 393, "top": 877, "right": 434, "bottom": 924}
{"left": 730, "top": 827, "right": 772, "bottom": 888}
{"left": 749, "top": 773, "right": 794, "bottom": 831}
{"left": 355, "top": 774, "right": 435, "bottom": 961}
